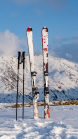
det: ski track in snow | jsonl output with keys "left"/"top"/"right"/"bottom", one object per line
{"left": 0, "top": 105, "right": 78, "bottom": 139}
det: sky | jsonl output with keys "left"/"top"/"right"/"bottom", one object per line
{"left": 0, "top": 0, "right": 78, "bottom": 61}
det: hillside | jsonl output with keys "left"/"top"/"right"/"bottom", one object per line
{"left": 0, "top": 54, "right": 78, "bottom": 103}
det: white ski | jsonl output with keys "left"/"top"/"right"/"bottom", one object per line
{"left": 41, "top": 27, "right": 50, "bottom": 118}
{"left": 26, "top": 27, "right": 39, "bottom": 119}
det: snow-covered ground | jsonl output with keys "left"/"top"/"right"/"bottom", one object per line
{"left": 0, "top": 104, "right": 78, "bottom": 139}
{"left": 0, "top": 55, "right": 78, "bottom": 138}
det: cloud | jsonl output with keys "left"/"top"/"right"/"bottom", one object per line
{"left": 49, "top": 35, "right": 78, "bottom": 62}
{"left": 71, "top": 34, "right": 78, "bottom": 40}
{"left": 0, "top": 30, "right": 27, "bottom": 56}
{"left": 54, "top": 36, "right": 62, "bottom": 40}
{"left": 66, "top": 53, "right": 72, "bottom": 58}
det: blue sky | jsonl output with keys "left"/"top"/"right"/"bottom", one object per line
{"left": 0, "top": 0, "right": 78, "bottom": 61}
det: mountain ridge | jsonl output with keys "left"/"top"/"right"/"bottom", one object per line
{"left": 0, "top": 54, "right": 78, "bottom": 103}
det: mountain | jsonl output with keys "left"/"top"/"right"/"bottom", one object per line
{"left": 0, "top": 54, "right": 78, "bottom": 103}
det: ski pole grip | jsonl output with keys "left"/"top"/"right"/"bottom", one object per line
{"left": 22, "top": 52, "right": 25, "bottom": 69}
{"left": 18, "top": 52, "right": 21, "bottom": 69}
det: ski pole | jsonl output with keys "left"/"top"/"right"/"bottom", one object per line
{"left": 22, "top": 52, "right": 25, "bottom": 119}
{"left": 16, "top": 52, "right": 21, "bottom": 121}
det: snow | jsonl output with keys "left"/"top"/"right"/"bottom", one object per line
{"left": 0, "top": 54, "right": 78, "bottom": 102}
{"left": 0, "top": 104, "right": 78, "bottom": 139}
{"left": 0, "top": 55, "right": 78, "bottom": 138}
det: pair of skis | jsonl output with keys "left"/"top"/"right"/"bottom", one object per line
{"left": 26, "top": 27, "right": 50, "bottom": 119}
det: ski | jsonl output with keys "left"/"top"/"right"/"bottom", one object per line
{"left": 26, "top": 27, "right": 39, "bottom": 119}
{"left": 41, "top": 27, "right": 50, "bottom": 118}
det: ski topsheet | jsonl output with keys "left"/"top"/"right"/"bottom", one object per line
{"left": 42, "top": 27, "right": 50, "bottom": 118}
{"left": 26, "top": 27, "right": 39, "bottom": 119}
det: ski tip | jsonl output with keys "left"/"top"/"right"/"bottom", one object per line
{"left": 42, "top": 27, "right": 48, "bottom": 32}
{"left": 27, "top": 27, "right": 32, "bottom": 32}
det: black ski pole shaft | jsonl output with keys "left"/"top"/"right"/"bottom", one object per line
{"left": 22, "top": 68, "right": 24, "bottom": 119}
{"left": 16, "top": 52, "right": 21, "bottom": 121}
{"left": 16, "top": 69, "right": 19, "bottom": 120}
{"left": 22, "top": 52, "right": 25, "bottom": 119}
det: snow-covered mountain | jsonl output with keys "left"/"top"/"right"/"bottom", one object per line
{"left": 0, "top": 54, "right": 78, "bottom": 103}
